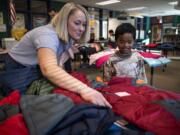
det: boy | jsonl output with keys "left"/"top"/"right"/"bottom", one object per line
{"left": 104, "top": 23, "right": 147, "bottom": 83}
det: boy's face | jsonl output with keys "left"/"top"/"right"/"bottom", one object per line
{"left": 116, "top": 33, "right": 134, "bottom": 54}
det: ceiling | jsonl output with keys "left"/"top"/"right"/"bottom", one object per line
{"left": 54, "top": 0, "right": 180, "bottom": 17}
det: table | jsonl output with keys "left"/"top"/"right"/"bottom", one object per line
{"left": 143, "top": 57, "right": 171, "bottom": 85}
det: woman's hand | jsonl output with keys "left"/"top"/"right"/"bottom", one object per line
{"left": 80, "top": 88, "right": 112, "bottom": 108}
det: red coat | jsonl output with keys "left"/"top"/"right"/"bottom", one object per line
{"left": 0, "top": 91, "right": 29, "bottom": 135}
{"left": 53, "top": 76, "right": 180, "bottom": 135}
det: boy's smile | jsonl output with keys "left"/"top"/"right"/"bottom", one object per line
{"left": 117, "top": 33, "right": 134, "bottom": 54}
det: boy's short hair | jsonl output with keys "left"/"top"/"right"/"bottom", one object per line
{"left": 115, "top": 23, "right": 136, "bottom": 41}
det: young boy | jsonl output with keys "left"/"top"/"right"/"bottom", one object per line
{"left": 104, "top": 23, "right": 147, "bottom": 83}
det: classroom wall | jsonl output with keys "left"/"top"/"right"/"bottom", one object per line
{"left": 0, "top": 0, "right": 9, "bottom": 39}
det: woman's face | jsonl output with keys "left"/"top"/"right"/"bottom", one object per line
{"left": 68, "top": 9, "right": 87, "bottom": 41}
{"left": 116, "top": 33, "right": 134, "bottom": 54}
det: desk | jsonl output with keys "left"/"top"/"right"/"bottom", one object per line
{"left": 143, "top": 57, "right": 171, "bottom": 85}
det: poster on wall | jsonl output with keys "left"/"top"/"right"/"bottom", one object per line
{"left": 13, "top": 14, "right": 25, "bottom": 29}
{"left": 11, "top": 14, "right": 27, "bottom": 40}
{"left": 152, "top": 25, "right": 162, "bottom": 42}
{"left": 0, "top": 24, "right": 6, "bottom": 32}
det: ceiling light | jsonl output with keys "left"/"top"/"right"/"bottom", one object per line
{"left": 168, "top": 1, "right": 178, "bottom": 6}
{"left": 126, "top": 7, "right": 146, "bottom": 11}
{"left": 96, "top": 0, "right": 121, "bottom": 6}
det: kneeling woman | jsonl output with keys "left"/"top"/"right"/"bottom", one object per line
{"left": 0, "top": 2, "right": 111, "bottom": 108}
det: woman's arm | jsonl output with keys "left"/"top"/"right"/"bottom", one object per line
{"left": 38, "top": 48, "right": 111, "bottom": 108}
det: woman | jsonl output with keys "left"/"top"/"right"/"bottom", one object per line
{"left": 0, "top": 2, "right": 111, "bottom": 108}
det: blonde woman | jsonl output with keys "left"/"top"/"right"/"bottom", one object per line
{"left": 1, "top": 2, "right": 111, "bottom": 108}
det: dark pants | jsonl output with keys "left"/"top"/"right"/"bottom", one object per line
{"left": 0, "top": 54, "right": 41, "bottom": 95}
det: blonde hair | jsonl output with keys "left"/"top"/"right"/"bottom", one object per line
{"left": 51, "top": 2, "right": 90, "bottom": 44}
